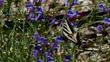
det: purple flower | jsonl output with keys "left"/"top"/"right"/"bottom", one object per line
{"left": 37, "top": 14, "right": 44, "bottom": 20}
{"left": 33, "top": 49, "right": 38, "bottom": 57}
{"left": 32, "top": 31, "right": 47, "bottom": 44}
{"left": 34, "top": 44, "right": 42, "bottom": 51}
{"left": 67, "top": 9, "right": 73, "bottom": 14}
{"left": 43, "top": 41, "right": 50, "bottom": 47}
{"left": 103, "top": 17, "right": 110, "bottom": 24}
{"left": 67, "top": 9, "right": 79, "bottom": 18}
{"left": 35, "top": 6, "right": 44, "bottom": 21}
{"left": 34, "top": 0, "right": 39, "bottom": 2}
{"left": 28, "top": 12, "right": 35, "bottom": 21}
{"left": 45, "top": 52, "right": 52, "bottom": 57}
{"left": 34, "top": 0, "right": 45, "bottom": 3}
{"left": 50, "top": 18, "right": 56, "bottom": 24}
{"left": 97, "top": 25, "right": 103, "bottom": 32}
{"left": 69, "top": 22, "right": 77, "bottom": 26}
{"left": 32, "top": 31, "right": 40, "bottom": 40}
{"left": 64, "top": 55, "right": 71, "bottom": 62}
{"left": 47, "top": 56, "right": 54, "bottom": 62}
{"left": 53, "top": 36, "right": 63, "bottom": 49}
{"left": 41, "top": 0, "right": 46, "bottom": 3}
{"left": 26, "top": 1, "right": 34, "bottom": 10}
{"left": 45, "top": 51, "right": 54, "bottom": 62}
{"left": 98, "top": 2, "right": 105, "bottom": 11}
{"left": 37, "top": 59, "right": 43, "bottom": 62}
{"left": 53, "top": 43, "right": 59, "bottom": 49}
{"left": 107, "top": 5, "right": 110, "bottom": 13}
{"left": 49, "top": 18, "right": 58, "bottom": 25}
{"left": 64, "top": 59, "right": 69, "bottom": 62}
{"left": 71, "top": 0, "right": 79, "bottom": 7}
{"left": 55, "top": 36, "right": 63, "bottom": 43}
{"left": 35, "top": 14, "right": 43, "bottom": 21}
{"left": 64, "top": 0, "right": 68, "bottom": 6}
{"left": 37, "top": 37, "right": 46, "bottom": 44}
{"left": 0, "top": 0, "right": 4, "bottom": 6}
{"left": 73, "top": 0, "right": 78, "bottom": 4}
{"left": 37, "top": 6, "right": 43, "bottom": 14}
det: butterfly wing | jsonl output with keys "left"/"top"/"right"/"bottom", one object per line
{"left": 62, "top": 20, "right": 79, "bottom": 43}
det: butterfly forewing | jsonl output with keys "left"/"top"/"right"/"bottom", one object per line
{"left": 62, "top": 20, "right": 78, "bottom": 43}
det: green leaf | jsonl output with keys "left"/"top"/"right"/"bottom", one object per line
{"left": 14, "top": 0, "right": 22, "bottom": 4}
{"left": 3, "top": 0, "right": 13, "bottom": 14}
{"left": 69, "top": 0, "right": 73, "bottom": 3}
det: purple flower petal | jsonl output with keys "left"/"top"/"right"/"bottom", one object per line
{"left": 26, "top": 1, "right": 34, "bottom": 10}
{"left": 103, "top": 17, "right": 110, "bottom": 24}
{"left": 41, "top": 0, "right": 46, "bottom": 3}
{"left": 107, "top": 5, "right": 110, "bottom": 13}
{"left": 53, "top": 43, "right": 59, "bottom": 49}
{"left": 64, "top": 55, "right": 71, "bottom": 62}
{"left": 45, "top": 52, "right": 52, "bottom": 57}
{"left": 37, "top": 14, "right": 45, "bottom": 20}
{"left": 49, "top": 18, "right": 57, "bottom": 25}
{"left": 34, "top": 44, "right": 42, "bottom": 51}
{"left": 69, "top": 22, "right": 77, "bottom": 26}
{"left": 71, "top": 0, "right": 79, "bottom": 7}
{"left": 37, "top": 59, "right": 43, "bottom": 62}
{"left": 34, "top": 0, "right": 39, "bottom": 2}
{"left": 97, "top": 25, "right": 103, "bottom": 32}
{"left": 0, "top": 0, "right": 4, "bottom": 6}
{"left": 67, "top": 9, "right": 79, "bottom": 18}
{"left": 33, "top": 50, "right": 38, "bottom": 57}
{"left": 37, "top": 6, "right": 43, "bottom": 14}
{"left": 28, "top": 12, "right": 35, "bottom": 20}
{"left": 32, "top": 31, "right": 40, "bottom": 40}
{"left": 64, "top": 0, "right": 68, "bottom": 6}
{"left": 98, "top": 2, "right": 105, "bottom": 11}
{"left": 37, "top": 37, "right": 46, "bottom": 44}
{"left": 47, "top": 56, "right": 54, "bottom": 62}
{"left": 55, "top": 36, "right": 63, "bottom": 43}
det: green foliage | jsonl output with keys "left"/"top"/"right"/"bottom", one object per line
{"left": 0, "top": 0, "right": 110, "bottom": 62}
